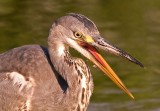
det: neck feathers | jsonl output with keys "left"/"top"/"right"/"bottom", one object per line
{"left": 48, "top": 37, "right": 93, "bottom": 111}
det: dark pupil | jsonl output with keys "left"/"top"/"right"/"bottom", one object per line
{"left": 76, "top": 33, "right": 80, "bottom": 37}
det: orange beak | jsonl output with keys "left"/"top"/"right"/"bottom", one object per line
{"left": 84, "top": 44, "right": 134, "bottom": 99}
{"left": 79, "top": 35, "right": 143, "bottom": 99}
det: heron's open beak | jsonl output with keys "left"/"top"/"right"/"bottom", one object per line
{"left": 80, "top": 35, "right": 143, "bottom": 99}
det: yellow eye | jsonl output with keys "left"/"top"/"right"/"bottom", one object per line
{"left": 74, "top": 32, "right": 82, "bottom": 38}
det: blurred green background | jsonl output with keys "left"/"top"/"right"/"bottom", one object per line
{"left": 0, "top": 0, "right": 160, "bottom": 111}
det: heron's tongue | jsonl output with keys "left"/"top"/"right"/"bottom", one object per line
{"left": 84, "top": 44, "right": 134, "bottom": 99}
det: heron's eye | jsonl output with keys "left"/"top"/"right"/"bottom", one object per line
{"left": 74, "top": 32, "right": 82, "bottom": 38}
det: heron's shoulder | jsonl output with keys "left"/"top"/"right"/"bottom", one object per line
{"left": 0, "top": 45, "right": 48, "bottom": 58}
{"left": 0, "top": 45, "right": 50, "bottom": 72}
{"left": 11, "top": 44, "right": 46, "bottom": 53}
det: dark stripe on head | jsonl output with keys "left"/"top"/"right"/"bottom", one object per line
{"left": 68, "top": 13, "right": 97, "bottom": 31}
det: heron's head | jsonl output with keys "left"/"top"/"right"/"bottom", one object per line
{"left": 49, "top": 13, "right": 143, "bottom": 99}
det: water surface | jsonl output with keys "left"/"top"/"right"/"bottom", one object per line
{"left": 0, "top": 0, "right": 160, "bottom": 111}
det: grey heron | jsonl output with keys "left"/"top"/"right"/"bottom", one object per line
{"left": 0, "top": 13, "right": 143, "bottom": 111}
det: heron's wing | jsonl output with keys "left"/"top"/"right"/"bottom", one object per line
{"left": 0, "top": 71, "right": 33, "bottom": 111}
{"left": 0, "top": 45, "right": 64, "bottom": 110}
{"left": 0, "top": 45, "right": 42, "bottom": 110}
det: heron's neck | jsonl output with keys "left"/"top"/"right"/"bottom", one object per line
{"left": 48, "top": 40, "right": 80, "bottom": 88}
{"left": 48, "top": 40, "right": 93, "bottom": 111}
{"left": 48, "top": 41, "right": 66, "bottom": 73}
